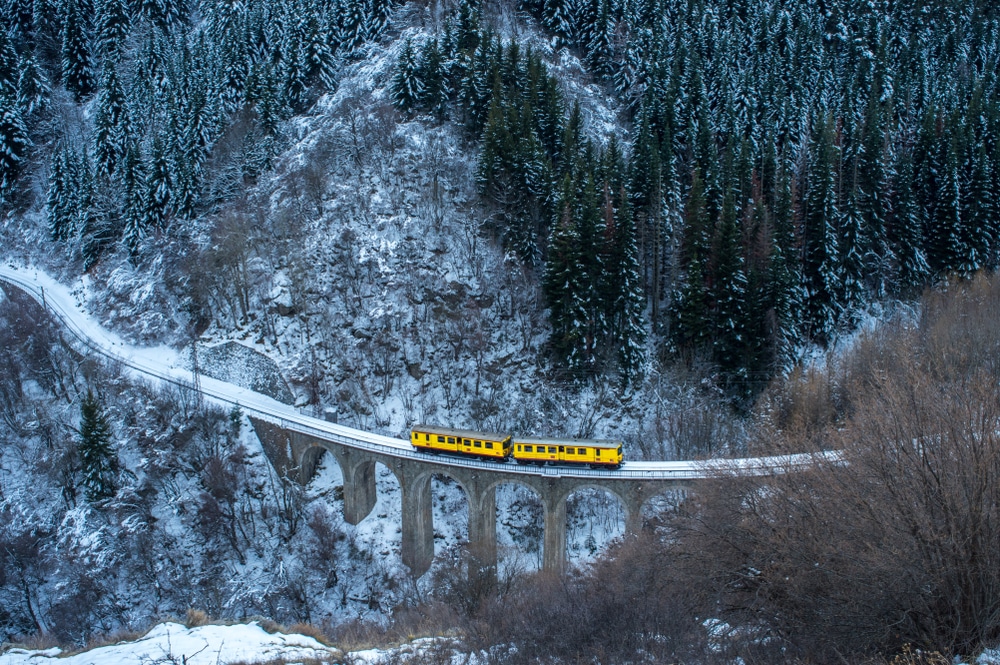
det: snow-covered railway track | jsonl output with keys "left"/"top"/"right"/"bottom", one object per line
{"left": 0, "top": 264, "right": 837, "bottom": 482}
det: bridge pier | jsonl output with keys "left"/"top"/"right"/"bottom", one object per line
{"left": 400, "top": 471, "right": 435, "bottom": 577}
{"left": 542, "top": 495, "right": 567, "bottom": 575}
{"left": 333, "top": 452, "right": 377, "bottom": 525}
{"left": 466, "top": 485, "right": 497, "bottom": 572}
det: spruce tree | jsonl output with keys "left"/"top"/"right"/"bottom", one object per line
{"left": 390, "top": 38, "right": 422, "bottom": 113}
{"left": 47, "top": 144, "right": 76, "bottom": 241}
{"left": 418, "top": 38, "right": 447, "bottom": 120}
{"left": 60, "top": 0, "right": 96, "bottom": 102}
{"left": 670, "top": 168, "right": 710, "bottom": 354}
{"left": 96, "top": 0, "right": 130, "bottom": 59}
{"left": 141, "top": 0, "right": 184, "bottom": 33}
{"left": 121, "top": 142, "right": 145, "bottom": 256}
{"left": 93, "top": 64, "right": 130, "bottom": 177}
{"left": 604, "top": 184, "right": 645, "bottom": 384}
{"left": 888, "top": 143, "right": 929, "bottom": 293}
{"left": 77, "top": 389, "right": 118, "bottom": 502}
{"left": 144, "top": 132, "right": 172, "bottom": 228}
{"left": 802, "top": 113, "right": 841, "bottom": 344}
{"left": 767, "top": 164, "right": 804, "bottom": 372}
{"left": 17, "top": 53, "right": 50, "bottom": 119}
{"left": 0, "top": 92, "right": 30, "bottom": 201}
{"left": 544, "top": 174, "right": 588, "bottom": 373}
{"left": 711, "top": 190, "right": 750, "bottom": 388}
{"left": 0, "top": 28, "right": 17, "bottom": 97}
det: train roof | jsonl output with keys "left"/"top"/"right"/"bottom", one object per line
{"left": 513, "top": 436, "right": 623, "bottom": 449}
{"left": 411, "top": 425, "right": 512, "bottom": 441}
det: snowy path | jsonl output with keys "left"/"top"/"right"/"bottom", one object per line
{"left": 0, "top": 263, "right": 838, "bottom": 480}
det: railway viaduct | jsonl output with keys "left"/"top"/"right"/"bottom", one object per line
{"left": 0, "top": 267, "right": 822, "bottom": 581}
{"left": 249, "top": 417, "right": 691, "bottom": 577}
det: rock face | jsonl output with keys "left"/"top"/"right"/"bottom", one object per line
{"left": 197, "top": 341, "right": 296, "bottom": 404}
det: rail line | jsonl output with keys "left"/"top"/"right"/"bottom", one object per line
{"left": 0, "top": 264, "right": 839, "bottom": 481}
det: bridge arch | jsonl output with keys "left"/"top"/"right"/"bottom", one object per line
{"left": 564, "top": 485, "right": 628, "bottom": 564}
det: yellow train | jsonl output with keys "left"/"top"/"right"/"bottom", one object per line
{"left": 410, "top": 425, "right": 623, "bottom": 469}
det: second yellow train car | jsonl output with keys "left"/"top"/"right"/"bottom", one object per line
{"left": 512, "top": 436, "right": 623, "bottom": 469}
{"left": 410, "top": 425, "right": 512, "bottom": 460}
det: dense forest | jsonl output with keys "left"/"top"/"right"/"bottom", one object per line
{"left": 1, "top": 0, "right": 997, "bottom": 395}
{"left": 391, "top": 0, "right": 1000, "bottom": 396}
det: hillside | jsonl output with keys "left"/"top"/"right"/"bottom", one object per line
{"left": 3, "top": 0, "right": 1000, "bottom": 660}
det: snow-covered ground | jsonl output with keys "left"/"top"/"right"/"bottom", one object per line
{"left": 0, "top": 620, "right": 470, "bottom": 664}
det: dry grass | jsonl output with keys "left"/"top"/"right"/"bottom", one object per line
{"left": 185, "top": 608, "right": 211, "bottom": 628}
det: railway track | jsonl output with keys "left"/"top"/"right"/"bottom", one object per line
{"left": 0, "top": 263, "right": 839, "bottom": 481}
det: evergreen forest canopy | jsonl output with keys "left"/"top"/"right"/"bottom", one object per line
{"left": 0, "top": 0, "right": 997, "bottom": 400}
{"left": 0, "top": 0, "right": 392, "bottom": 261}
{"left": 393, "top": 0, "right": 1000, "bottom": 398}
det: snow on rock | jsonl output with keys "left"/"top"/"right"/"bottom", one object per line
{"left": 0, "top": 622, "right": 337, "bottom": 665}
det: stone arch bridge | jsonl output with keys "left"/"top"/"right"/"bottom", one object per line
{"left": 0, "top": 267, "right": 833, "bottom": 580}
{"left": 250, "top": 417, "right": 693, "bottom": 577}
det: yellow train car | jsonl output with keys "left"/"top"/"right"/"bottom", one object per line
{"left": 512, "top": 436, "right": 623, "bottom": 469}
{"left": 410, "top": 425, "right": 512, "bottom": 460}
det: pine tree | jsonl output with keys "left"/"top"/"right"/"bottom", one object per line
{"left": 887, "top": 142, "right": 929, "bottom": 293}
{"left": 390, "top": 38, "right": 422, "bottom": 113}
{"left": 47, "top": 144, "right": 76, "bottom": 241}
{"left": 121, "top": 141, "right": 145, "bottom": 256}
{"left": 141, "top": 0, "right": 185, "bottom": 33}
{"left": 61, "top": 0, "right": 96, "bottom": 102}
{"left": 544, "top": 174, "right": 588, "bottom": 373}
{"left": 711, "top": 187, "right": 750, "bottom": 388}
{"left": 77, "top": 389, "right": 119, "bottom": 502}
{"left": 93, "top": 64, "right": 130, "bottom": 177}
{"left": 96, "top": 0, "right": 130, "bottom": 59}
{"left": 0, "top": 28, "right": 17, "bottom": 97}
{"left": 802, "top": 113, "right": 841, "bottom": 344}
{"left": 144, "top": 132, "right": 172, "bottom": 228}
{"left": 0, "top": 92, "right": 30, "bottom": 201}
{"left": 17, "top": 53, "right": 50, "bottom": 118}
{"left": 418, "top": 38, "right": 448, "bottom": 120}
{"left": 603, "top": 184, "right": 645, "bottom": 384}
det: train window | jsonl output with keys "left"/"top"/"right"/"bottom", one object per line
{"left": 447, "top": 437, "right": 455, "bottom": 444}
{"left": 596, "top": 449, "right": 601, "bottom": 456}
{"left": 524, "top": 445, "right": 532, "bottom": 452}
{"left": 425, "top": 433, "right": 430, "bottom": 441}
{"left": 437, "top": 436, "right": 445, "bottom": 443}
{"left": 558, "top": 446, "right": 564, "bottom": 453}
{"left": 463, "top": 439, "right": 471, "bottom": 446}
{"left": 548, "top": 446, "right": 556, "bottom": 453}
{"left": 474, "top": 441, "right": 482, "bottom": 448}
{"left": 486, "top": 442, "right": 493, "bottom": 449}
{"left": 567, "top": 448, "right": 575, "bottom": 454}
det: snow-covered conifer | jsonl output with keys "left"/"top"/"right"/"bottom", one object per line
{"left": 390, "top": 38, "right": 422, "bottom": 113}
{"left": 96, "top": 0, "right": 130, "bottom": 59}
{"left": 803, "top": 112, "right": 842, "bottom": 344}
{"left": 77, "top": 389, "right": 119, "bottom": 502}
{"left": 0, "top": 92, "right": 30, "bottom": 201}
{"left": 60, "top": 0, "right": 96, "bottom": 101}
{"left": 93, "top": 64, "right": 130, "bottom": 177}
{"left": 17, "top": 53, "right": 50, "bottom": 118}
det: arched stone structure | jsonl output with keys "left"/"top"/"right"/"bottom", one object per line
{"left": 249, "top": 417, "right": 692, "bottom": 577}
